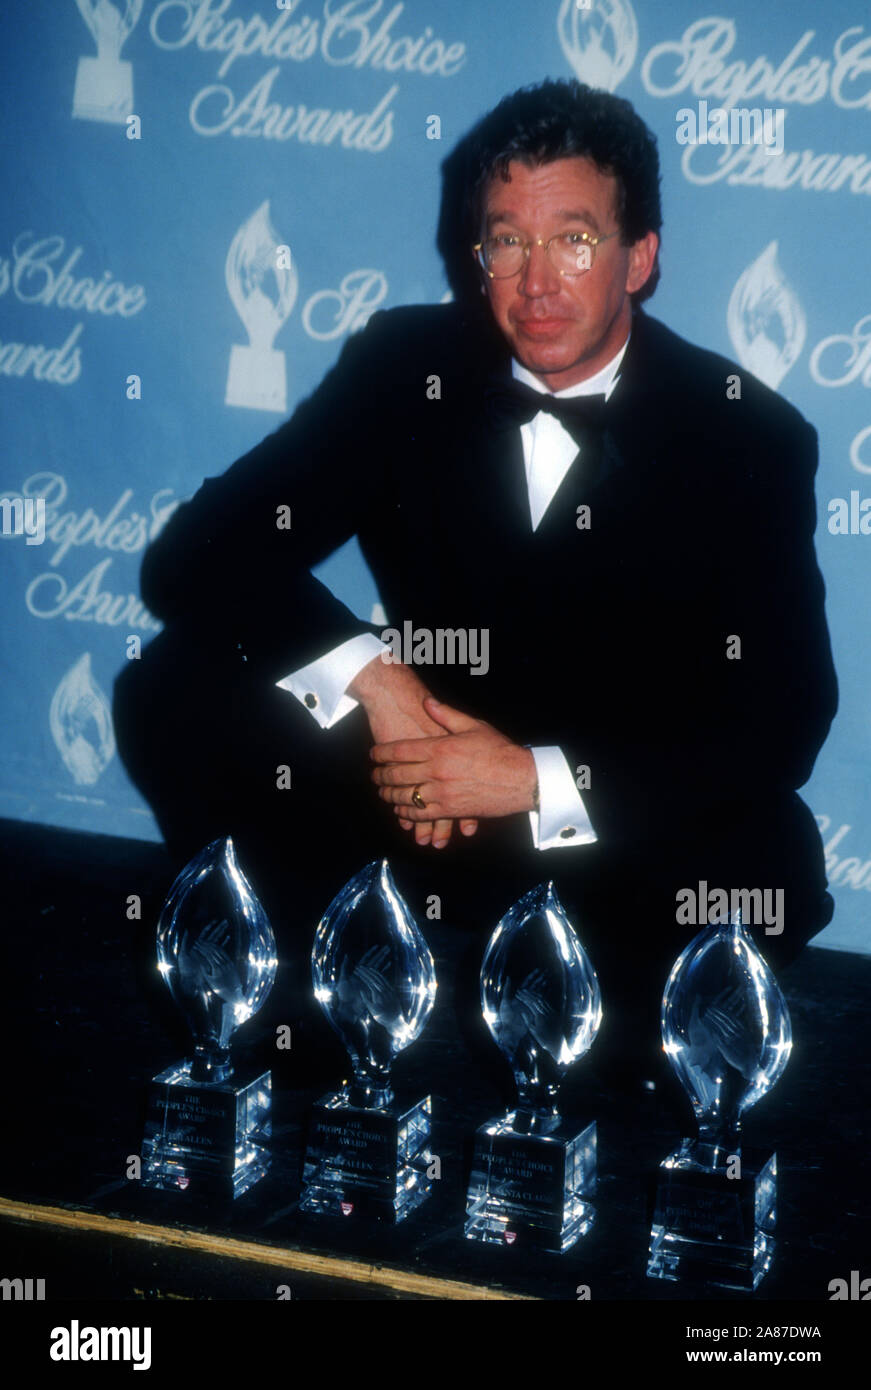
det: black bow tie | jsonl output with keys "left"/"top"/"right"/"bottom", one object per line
{"left": 485, "top": 377, "right": 608, "bottom": 445}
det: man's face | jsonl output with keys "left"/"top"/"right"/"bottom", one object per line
{"left": 477, "top": 156, "right": 657, "bottom": 390}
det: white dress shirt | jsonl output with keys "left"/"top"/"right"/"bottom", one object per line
{"left": 277, "top": 330, "right": 630, "bottom": 850}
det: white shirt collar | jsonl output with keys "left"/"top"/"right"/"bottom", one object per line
{"left": 511, "top": 329, "right": 630, "bottom": 403}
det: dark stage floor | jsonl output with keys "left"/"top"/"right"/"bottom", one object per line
{"left": 1, "top": 816, "right": 869, "bottom": 1308}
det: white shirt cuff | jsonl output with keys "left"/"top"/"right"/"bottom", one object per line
{"left": 275, "top": 633, "right": 387, "bottom": 729}
{"left": 527, "top": 746, "right": 597, "bottom": 850}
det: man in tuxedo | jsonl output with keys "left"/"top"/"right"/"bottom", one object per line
{"left": 114, "top": 80, "right": 837, "bottom": 1076}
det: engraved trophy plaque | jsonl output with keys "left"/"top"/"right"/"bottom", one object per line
{"left": 141, "top": 837, "right": 278, "bottom": 1199}
{"left": 465, "top": 881, "right": 602, "bottom": 1253}
{"left": 300, "top": 860, "right": 437, "bottom": 1222}
{"left": 72, "top": 0, "right": 143, "bottom": 125}
{"left": 647, "top": 909, "right": 792, "bottom": 1290}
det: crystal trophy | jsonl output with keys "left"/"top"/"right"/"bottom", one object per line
{"left": 300, "top": 860, "right": 437, "bottom": 1222}
{"left": 465, "top": 881, "right": 602, "bottom": 1252}
{"left": 647, "top": 909, "right": 792, "bottom": 1290}
{"left": 141, "top": 836, "right": 278, "bottom": 1199}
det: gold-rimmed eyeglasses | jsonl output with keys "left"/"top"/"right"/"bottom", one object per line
{"left": 473, "top": 230, "right": 619, "bottom": 279}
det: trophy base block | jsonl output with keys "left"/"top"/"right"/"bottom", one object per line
{"left": 141, "top": 1063, "right": 271, "bottom": 1201}
{"left": 464, "top": 1116, "right": 596, "bottom": 1254}
{"left": 225, "top": 346, "right": 287, "bottom": 414}
{"left": 73, "top": 58, "right": 133, "bottom": 125}
{"left": 647, "top": 1144, "right": 776, "bottom": 1291}
{"left": 300, "top": 1091, "right": 433, "bottom": 1223}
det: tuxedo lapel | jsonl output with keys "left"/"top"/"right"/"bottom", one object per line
{"left": 600, "top": 307, "right": 664, "bottom": 476}
{"left": 448, "top": 321, "right": 535, "bottom": 545}
{"left": 531, "top": 424, "right": 623, "bottom": 541}
{"left": 453, "top": 379, "right": 535, "bottom": 544}
{"left": 528, "top": 310, "right": 666, "bottom": 540}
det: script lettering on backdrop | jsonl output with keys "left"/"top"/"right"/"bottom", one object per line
{"left": 809, "top": 315, "right": 871, "bottom": 475}
{"left": 559, "top": 5, "right": 871, "bottom": 195}
{"left": 148, "top": 0, "right": 467, "bottom": 151}
{"left": 726, "top": 242, "right": 807, "bottom": 391}
{"left": 0, "top": 232, "right": 146, "bottom": 385}
{"left": 816, "top": 816, "right": 871, "bottom": 895}
{"left": 72, "top": 0, "right": 144, "bottom": 124}
{"left": 1, "top": 471, "right": 176, "bottom": 632}
{"left": 223, "top": 201, "right": 387, "bottom": 410}
{"left": 639, "top": 17, "right": 871, "bottom": 196}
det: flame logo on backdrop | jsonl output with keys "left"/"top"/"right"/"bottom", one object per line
{"left": 225, "top": 201, "right": 298, "bottom": 413}
{"left": 557, "top": 0, "right": 638, "bottom": 92}
{"left": 50, "top": 652, "right": 115, "bottom": 784}
{"left": 727, "top": 242, "right": 807, "bottom": 391}
{"left": 72, "top": 0, "right": 143, "bottom": 124}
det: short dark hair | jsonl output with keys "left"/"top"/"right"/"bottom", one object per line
{"left": 437, "top": 78, "right": 662, "bottom": 312}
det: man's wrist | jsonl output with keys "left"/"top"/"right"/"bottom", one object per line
{"left": 348, "top": 653, "right": 422, "bottom": 710}
{"left": 346, "top": 651, "right": 390, "bottom": 706}
{"left": 515, "top": 744, "right": 539, "bottom": 813}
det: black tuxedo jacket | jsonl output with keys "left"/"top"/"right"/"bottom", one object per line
{"left": 141, "top": 302, "right": 837, "bottom": 872}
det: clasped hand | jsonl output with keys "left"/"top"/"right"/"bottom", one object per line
{"left": 347, "top": 655, "right": 536, "bottom": 850}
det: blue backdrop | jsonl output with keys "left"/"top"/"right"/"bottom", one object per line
{"left": 2, "top": 0, "right": 869, "bottom": 953}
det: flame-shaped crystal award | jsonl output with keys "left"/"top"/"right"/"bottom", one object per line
{"left": 300, "top": 860, "right": 437, "bottom": 1222}
{"left": 726, "top": 240, "right": 807, "bottom": 390}
{"left": 557, "top": 0, "right": 639, "bottom": 94}
{"left": 224, "top": 201, "right": 297, "bottom": 413}
{"left": 465, "top": 882, "right": 602, "bottom": 1252}
{"left": 141, "top": 837, "right": 278, "bottom": 1199}
{"left": 647, "top": 909, "right": 792, "bottom": 1290}
{"left": 49, "top": 652, "right": 115, "bottom": 785}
